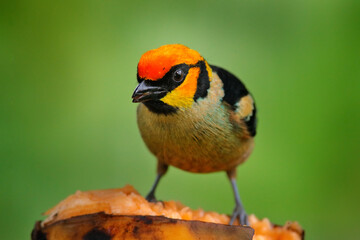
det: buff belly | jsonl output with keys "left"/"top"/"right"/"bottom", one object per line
{"left": 137, "top": 103, "right": 253, "bottom": 173}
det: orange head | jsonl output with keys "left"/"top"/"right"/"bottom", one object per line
{"left": 138, "top": 44, "right": 204, "bottom": 81}
{"left": 133, "top": 44, "right": 212, "bottom": 114}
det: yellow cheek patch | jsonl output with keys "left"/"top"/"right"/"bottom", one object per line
{"left": 161, "top": 67, "right": 200, "bottom": 108}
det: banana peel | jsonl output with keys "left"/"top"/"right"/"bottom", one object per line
{"left": 32, "top": 213, "right": 254, "bottom": 240}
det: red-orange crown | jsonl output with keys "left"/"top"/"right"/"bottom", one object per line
{"left": 137, "top": 44, "right": 204, "bottom": 81}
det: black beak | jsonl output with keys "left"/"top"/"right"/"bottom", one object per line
{"left": 132, "top": 81, "right": 167, "bottom": 103}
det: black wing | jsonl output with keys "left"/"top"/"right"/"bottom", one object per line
{"left": 211, "top": 65, "right": 257, "bottom": 137}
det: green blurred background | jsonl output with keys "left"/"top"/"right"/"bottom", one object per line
{"left": 1, "top": 0, "right": 359, "bottom": 239}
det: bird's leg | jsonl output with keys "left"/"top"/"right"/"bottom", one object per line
{"left": 145, "top": 162, "right": 168, "bottom": 202}
{"left": 145, "top": 174, "right": 162, "bottom": 202}
{"left": 227, "top": 169, "right": 249, "bottom": 226}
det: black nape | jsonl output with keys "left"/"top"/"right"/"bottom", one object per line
{"left": 193, "top": 61, "right": 210, "bottom": 101}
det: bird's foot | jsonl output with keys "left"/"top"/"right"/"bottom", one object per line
{"left": 229, "top": 205, "right": 248, "bottom": 226}
{"left": 145, "top": 192, "right": 157, "bottom": 202}
{"left": 145, "top": 192, "right": 164, "bottom": 206}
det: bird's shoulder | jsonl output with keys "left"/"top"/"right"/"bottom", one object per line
{"left": 210, "top": 65, "right": 257, "bottom": 137}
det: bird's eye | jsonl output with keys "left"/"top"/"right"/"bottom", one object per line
{"left": 173, "top": 69, "right": 184, "bottom": 82}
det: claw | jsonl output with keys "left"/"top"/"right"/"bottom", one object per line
{"left": 145, "top": 192, "right": 157, "bottom": 203}
{"left": 145, "top": 192, "right": 165, "bottom": 207}
{"left": 229, "top": 204, "right": 248, "bottom": 225}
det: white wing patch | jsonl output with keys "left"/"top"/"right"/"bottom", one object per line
{"left": 236, "top": 94, "right": 255, "bottom": 120}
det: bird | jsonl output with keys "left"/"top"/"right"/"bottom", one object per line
{"left": 131, "top": 44, "right": 257, "bottom": 225}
